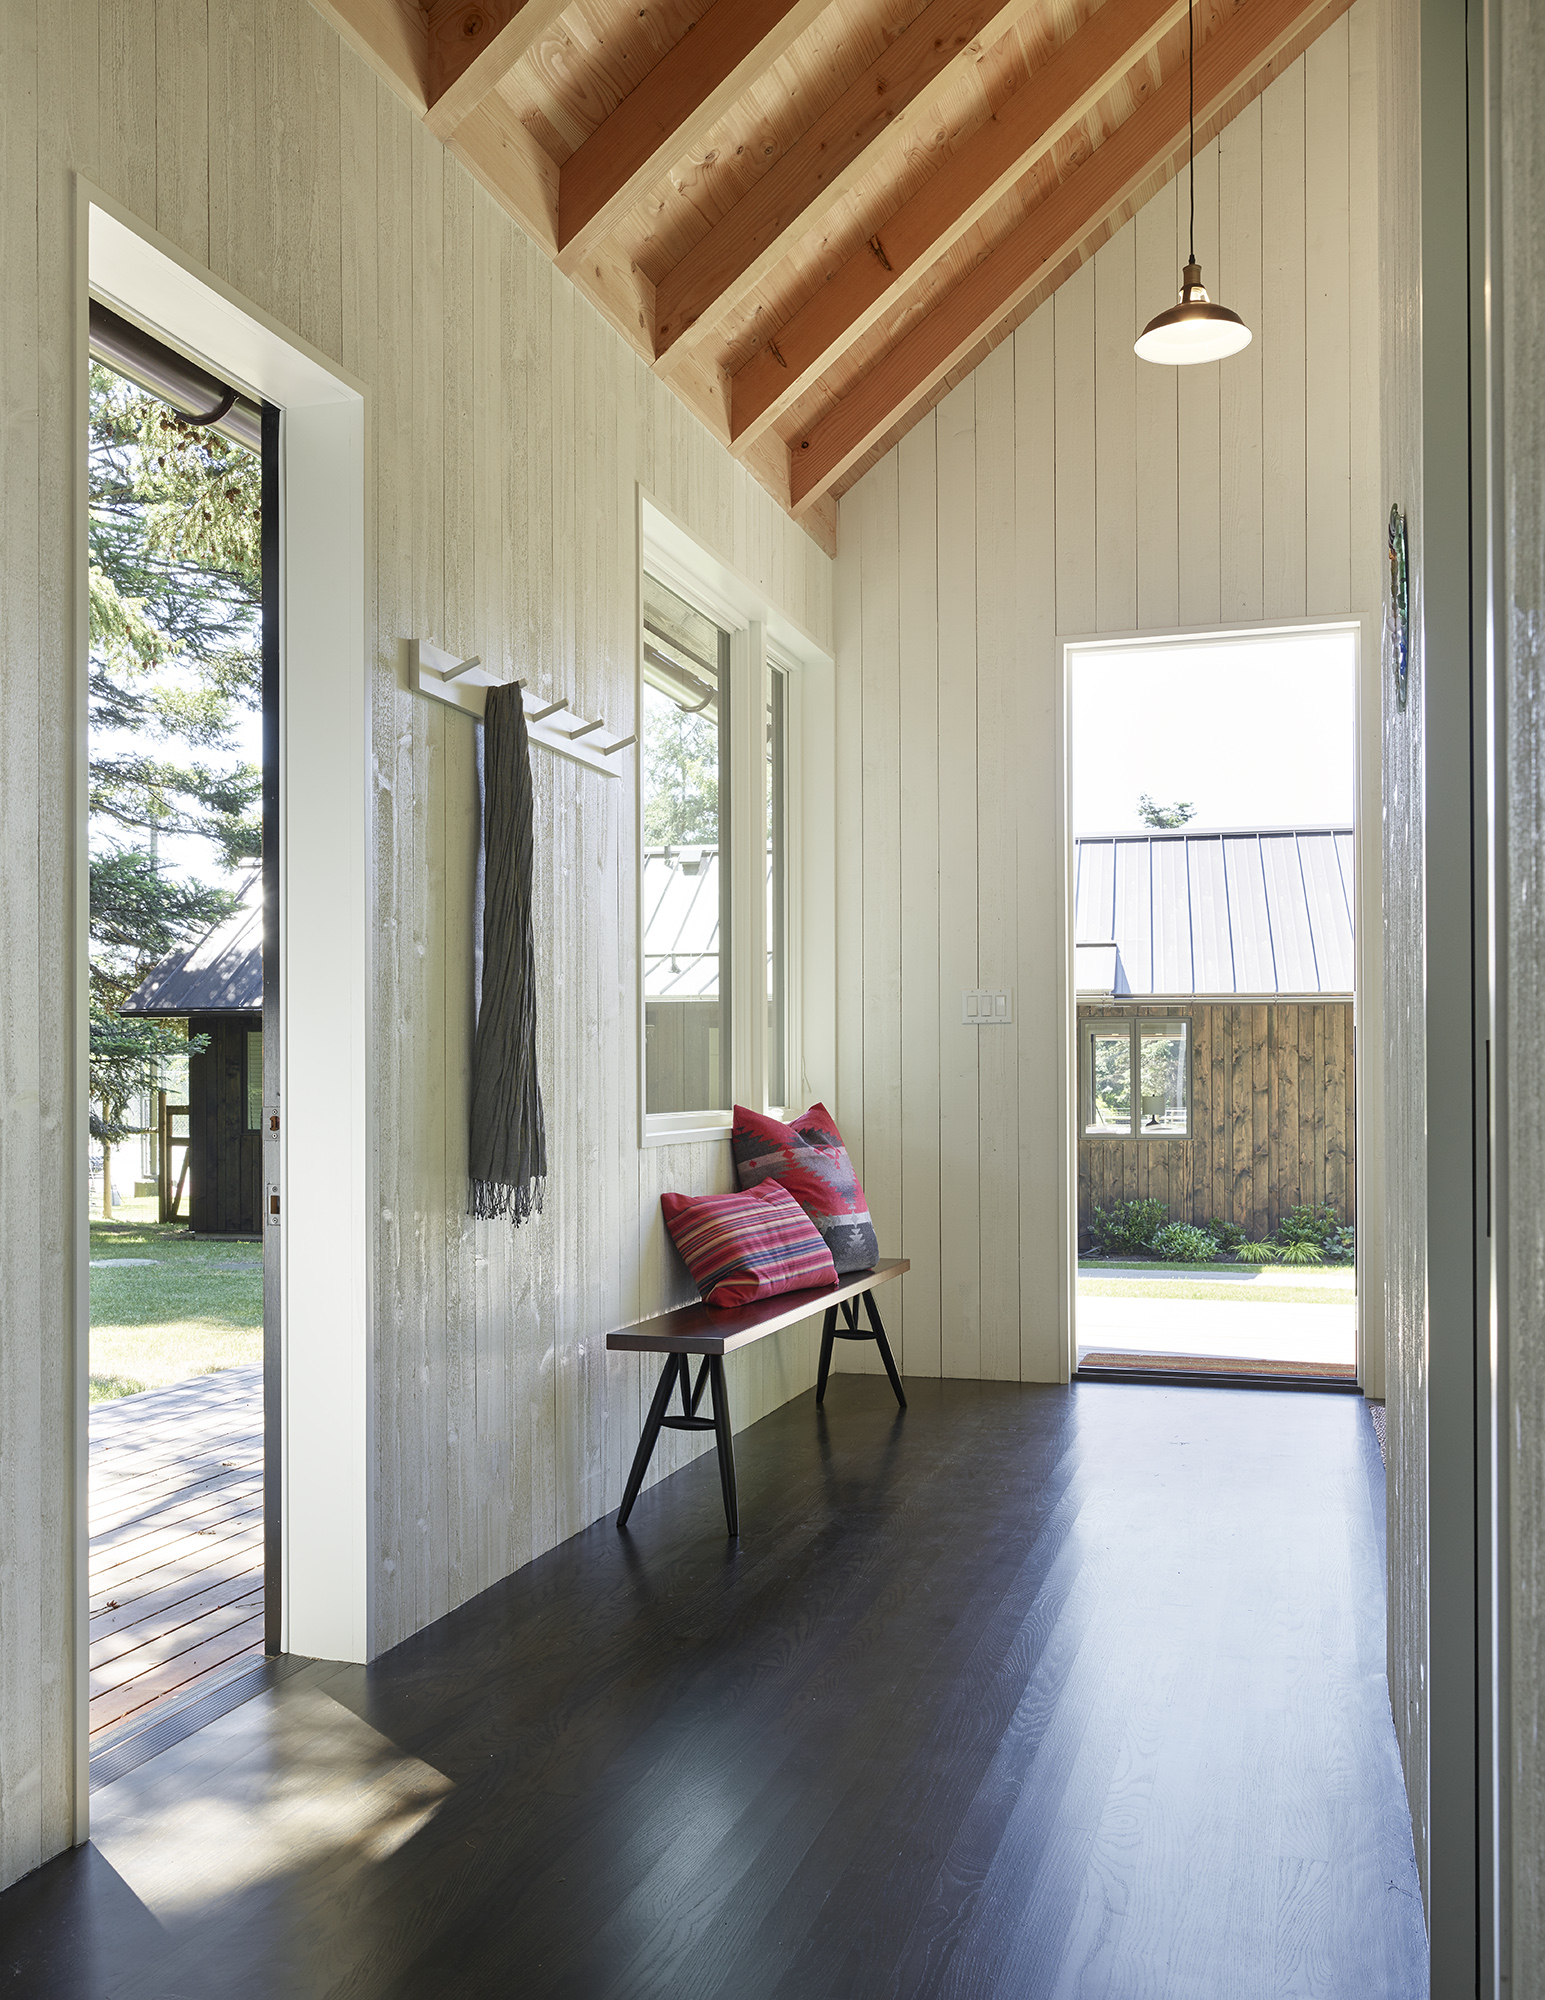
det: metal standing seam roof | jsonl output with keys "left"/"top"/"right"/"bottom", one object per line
{"left": 118, "top": 876, "right": 263, "bottom": 1015}
{"left": 643, "top": 846, "right": 723, "bottom": 998}
{"left": 1074, "top": 828, "right": 1355, "bottom": 997}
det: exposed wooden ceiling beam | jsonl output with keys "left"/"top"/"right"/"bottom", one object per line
{"left": 652, "top": 0, "right": 1046, "bottom": 358}
{"left": 449, "top": 88, "right": 561, "bottom": 253}
{"left": 787, "top": 0, "right": 1350, "bottom": 512}
{"left": 731, "top": 0, "right": 1189, "bottom": 453}
{"left": 553, "top": 0, "right": 833, "bottom": 277}
{"left": 423, "top": 0, "right": 570, "bottom": 142}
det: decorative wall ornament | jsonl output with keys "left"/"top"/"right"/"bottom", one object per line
{"left": 1387, "top": 504, "right": 1410, "bottom": 711}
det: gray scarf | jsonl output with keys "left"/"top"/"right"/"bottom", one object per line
{"left": 469, "top": 682, "right": 546, "bottom": 1223}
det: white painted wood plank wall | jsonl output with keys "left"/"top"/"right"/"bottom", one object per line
{"left": 0, "top": 0, "right": 831, "bottom": 1888}
{"left": 832, "top": 15, "right": 1380, "bottom": 1387}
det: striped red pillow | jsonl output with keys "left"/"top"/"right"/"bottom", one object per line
{"left": 661, "top": 1182, "right": 838, "bottom": 1309}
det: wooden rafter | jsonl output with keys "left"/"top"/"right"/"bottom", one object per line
{"left": 730, "top": 0, "right": 1190, "bottom": 453}
{"left": 786, "top": 0, "right": 1351, "bottom": 511}
{"left": 304, "top": 0, "right": 1356, "bottom": 553}
{"left": 553, "top": 0, "right": 834, "bottom": 275}
{"left": 424, "top": 0, "right": 569, "bottom": 142}
{"left": 652, "top": 0, "right": 1048, "bottom": 357}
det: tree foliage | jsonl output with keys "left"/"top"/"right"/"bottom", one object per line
{"left": 642, "top": 690, "right": 720, "bottom": 849}
{"left": 88, "top": 364, "right": 261, "bottom": 1135}
{"left": 1136, "top": 793, "right": 1196, "bottom": 829}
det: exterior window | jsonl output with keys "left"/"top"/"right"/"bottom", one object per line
{"left": 1083, "top": 1017, "right": 1190, "bottom": 1139}
{"left": 642, "top": 572, "right": 731, "bottom": 1116}
{"left": 1085, "top": 1026, "right": 1133, "bottom": 1135}
{"left": 1138, "top": 1021, "right": 1188, "bottom": 1135}
{"left": 766, "top": 662, "right": 788, "bottom": 1109}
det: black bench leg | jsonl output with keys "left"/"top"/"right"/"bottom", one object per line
{"left": 618, "top": 1354, "right": 682, "bottom": 1529}
{"left": 864, "top": 1291, "right": 907, "bottom": 1410}
{"left": 815, "top": 1307, "right": 838, "bottom": 1405}
{"left": 708, "top": 1356, "right": 739, "bottom": 1538}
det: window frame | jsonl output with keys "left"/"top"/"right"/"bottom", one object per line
{"left": 1081, "top": 1013, "right": 1193, "bottom": 1141}
{"left": 637, "top": 514, "right": 808, "bottom": 1147}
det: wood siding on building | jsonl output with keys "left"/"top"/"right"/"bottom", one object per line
{"left": 832, "top": 12, "right": 1380, "bottom": 1388}
{"left": 1077, "top": 1001, "right": 1356, "bottom": 1241}
{"left": 186, "top": 1013, "right": 263, "bottom": 1237}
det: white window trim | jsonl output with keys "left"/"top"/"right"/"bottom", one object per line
{"left": 637, "top": 489, "right": 830, "bottom": 1148}
{"left": 1081, "top": 1013, "right": 1193, "bottom": 1141}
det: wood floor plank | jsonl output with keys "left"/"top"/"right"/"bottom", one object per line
{"left": 8, "top": 1380, "right": 1425, "bottom": 1998}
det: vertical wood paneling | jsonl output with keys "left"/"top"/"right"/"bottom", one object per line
{"left": 897, "top": 421, "right": 941, "bottom": 1378}
{"left": 1134, "top": 177, "right": 1181, "bottom": 631}
{"left": 1015, "top": 308, "right": 1063, "bottom": 1383}
{"left": 1177, "top": 140, "right": 1222, "bottom": 627}
{"left": 837, "top": 18, "right": 1376, "bottom": 1392}
{"left": 3, "top": 0, "right": 835, "bottom": 1885}
{"left": 1053, "top": 260, "right": 1097, "bottom": 637}
{"left": 1262, "top": 54, "right": 1309, "bottom": 619}
{"left": 975, "top": 341, "right": 1020, "bottom": 1381}
{"left": 1094, "top": 230, "right": 1137, "bottom": 633}
{"left": 935, "top": 382, "right": 981, "bottom": 1378}
{"left": 1219, "top": 101, "right": 1265, "bottom": 622}
{"left": 1305, "top": 17, "right": 1353, "bottom": 614}
{"left": 859, "top": 457, "right": 902, "bottom": 1379}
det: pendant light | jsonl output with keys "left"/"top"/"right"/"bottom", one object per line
{"left": 1135, "top": 0, "right": 1251, "bottom": 365}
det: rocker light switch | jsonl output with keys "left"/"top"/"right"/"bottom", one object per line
{"left": 963, "top": 989, "right": 1013, "bottom": 1025}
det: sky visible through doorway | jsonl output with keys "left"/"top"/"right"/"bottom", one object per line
{"left": 1072, "top": 629, "right": 1356, "bottom": 834}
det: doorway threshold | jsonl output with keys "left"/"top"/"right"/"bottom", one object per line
{"left": 90, "top": 1651, "right": 310, "bottom": 1792}
{"left": 1076, "top": 1352, "right": 1360, "bottom": 1392}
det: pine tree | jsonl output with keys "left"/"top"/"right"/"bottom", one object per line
{"left": 88, "top": 365, "right": 262, "bottom": 1209}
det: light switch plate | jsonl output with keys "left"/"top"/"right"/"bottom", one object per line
{"left": 963, "top": 988, "right": 1013, "bottom": 1025}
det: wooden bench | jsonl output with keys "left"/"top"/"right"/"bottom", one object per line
{"left": 607, "top": 1258, "right": 910, "bottom": 1538}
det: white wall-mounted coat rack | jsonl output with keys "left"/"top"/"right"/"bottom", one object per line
{"left": 409, "top": 641, "right": 635, "bottom": 779}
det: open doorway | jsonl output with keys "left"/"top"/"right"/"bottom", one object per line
{"left": 1066, "top": 627, "right": 1360, "bottom": 1386}
{"left": 84, "top": 306, "right": 275, "bottom": 1762}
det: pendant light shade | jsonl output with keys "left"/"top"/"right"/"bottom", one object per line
{"left": 1135, "top": 0, "right": 1251, "bottom": 366}
{"left": 1134, "top": 261, "right": 1252, "bottom": 364}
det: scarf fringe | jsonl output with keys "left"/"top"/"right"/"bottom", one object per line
{"left": 471, "top": 1176, "right": 546, "bottom": 1226}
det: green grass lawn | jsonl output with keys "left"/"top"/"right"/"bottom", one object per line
{"left": 1077, "top": 1259, "right": 1355, "bottom": 1307}
{"left": 90, "top": 1218, "right": 262, "bottom": 1403}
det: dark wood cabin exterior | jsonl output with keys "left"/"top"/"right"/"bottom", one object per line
{"left": 186, "top": 1010, "right": 263, "bottom": 1236}
{"left": 1077, "top": 999, "right": 1355, "bottom": 1243}
{"left": 120, "top": 886, "right": 264, "bottom": 1238}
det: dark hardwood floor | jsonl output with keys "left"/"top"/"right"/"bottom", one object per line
{"left": 0, "top": 1378, "right": 1426, "bottom": 1999}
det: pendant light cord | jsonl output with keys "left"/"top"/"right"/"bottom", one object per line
{"left": 1188, "top": 0, "right": 1196, "bottom": 265}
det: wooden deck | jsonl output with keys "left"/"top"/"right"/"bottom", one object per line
{"left": 89, "top": 1365, "right": 264, "bottom": 1742}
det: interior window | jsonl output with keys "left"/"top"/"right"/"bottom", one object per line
{"left": 641, "top": 573, "right": 732, "bottom": 1116}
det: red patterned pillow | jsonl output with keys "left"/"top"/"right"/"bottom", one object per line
{"left": 661, "top": 1181, "right": 838, "bottom": 1309}
{"left": 731, "top": 1102, "right": 879, "bottom": 1275}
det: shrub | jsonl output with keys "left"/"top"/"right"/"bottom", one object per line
{"left": 1086, "top": 1198, "right": 1167, "bottom": 1257}
{"left": 1321, "top": 1223, "right": 1356, "bottom": 1264}
{"left": 1205, "top": 1217, "right": 1246, "bottom": 1252}
{"left": 1234, "top": 1240, "right": 1280, "bottom": 1263}
{"left": 1278, "top": 1239, "right": 1324, "bottom": 1266}
{"left": 1278, "top": 1201, "right": 1342, "bottom": 1248}
{"left": 1153, "top": 1222, "right": 1218, "bottom": 1264}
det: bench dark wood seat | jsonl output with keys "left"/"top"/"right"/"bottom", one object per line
{"left": 607, "top": 1257, "right": 909, "bottom": 1537}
